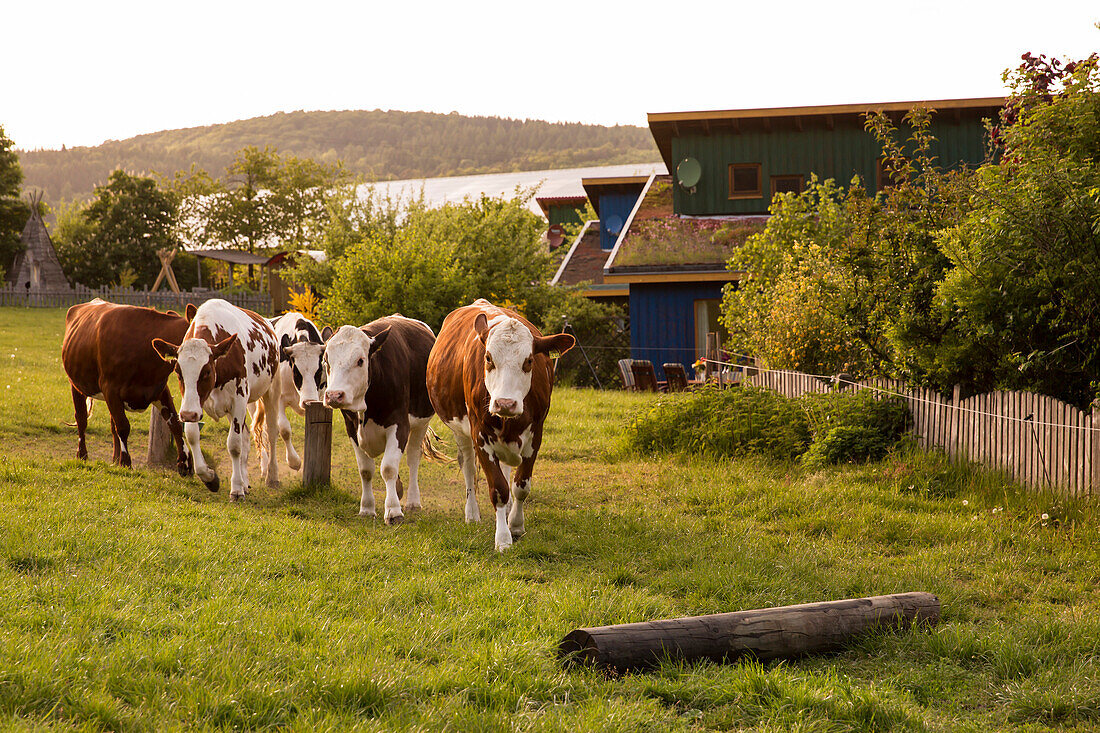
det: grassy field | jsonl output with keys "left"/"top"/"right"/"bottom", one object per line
{"left": 2, "top": 306, "right": 1100, "bottom": 731}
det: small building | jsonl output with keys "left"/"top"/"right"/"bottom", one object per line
{"left": 608, "top": 98, "right": 1004, "bottom": 379}
{"left": 549, "top": 220, "right": 628, "bottom": 304}
{"left": 6, "top": 201, "right": 70, "bottom": 291}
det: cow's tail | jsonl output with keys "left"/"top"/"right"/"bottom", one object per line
{"left": 63, "top": 397, "right": 94, "bottom": 427}
{"left": 250, "top": 401, "right": 268, "bottom": 456}
{"left": 421, "top": 425, "right": 452, "bottom": 462}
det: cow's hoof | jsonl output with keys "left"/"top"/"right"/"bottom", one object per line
{"left": 495, "top": 541, "right": 512, "bottom": 552}
{"left": 288, "top": 457, "right": 302, "bottom": 471}
{"left": 405, "top": 503, "right": 422, "bottom": 512}
{"left": 230, "top": 492, "right": 246, "bottom": 503}
{"left": 266, "top": 479, "right": 280, "bottom": 490}
{"left": 510, "top": 530, "right": 525, "bottom": 541}
{"left": 358, "top": 510, "right": 376, "bottom": 518}
{"left": 385, "top": 514, "right": 405, "bottom": 526}
{"left": 203, "top": 475, "right": 220, "bottom": 492}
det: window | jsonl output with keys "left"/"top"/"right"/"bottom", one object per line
{"left": 694, "top": 299, "right": 722, "bottom": 358}
{"left": 770, "top": 174, "right": 804, "bottom": 197}
{"left": 728, "top": 163, "right": 762, "bottom": 199}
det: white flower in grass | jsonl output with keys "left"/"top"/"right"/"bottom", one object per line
{"left": 1041, "top": 513, "right": 1049, "bottom": 521}
{"left": 962, "top": 500, "right": 969, "bottom": 506}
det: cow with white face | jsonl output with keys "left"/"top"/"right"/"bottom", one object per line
{"left": 322, "top": 315, "right": 436, "bottom": 524}
{"left": 152, "top": 298, "right": 281, "bottom": 500}
{"left": 427, "top": 299, "right": 574, "bottom": 551}
{"left": 250, "top": 312, "right": 333, "bottom": 475}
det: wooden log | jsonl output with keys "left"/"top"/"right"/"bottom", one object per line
{"left": 302, "top": 401, "right": 332, "bottom": 487}
{"left": 146, "top": 409, "right": 175, "bottom": 468}
{"left": 558, "top": 592, "right": 940, "bottom": 672}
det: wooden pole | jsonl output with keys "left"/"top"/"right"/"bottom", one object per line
{"left": 559, "top": 592, "right": 940, "bottom": 672}
{"left": 302, "top": 402, "right": 332, "bottom": 487}
{"left": 146, "top": 410, "right": 175, "bottom": 468}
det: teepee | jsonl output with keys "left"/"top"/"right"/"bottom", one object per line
{"left": 6, "top": 191, "right": 70, "bottom": 290}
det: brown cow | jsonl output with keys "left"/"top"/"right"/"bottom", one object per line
{"left": 426, "top": 299, "right": 574, "bottom": 551}
{"left": 62, "top": 299, "right": 194, "bottom": 475}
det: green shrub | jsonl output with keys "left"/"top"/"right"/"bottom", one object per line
{"left": 619, "top": 386, "right": 912, "bottom": 468}
{"left": 617, "top": 385, "right": 811, "bottom": 462}
{"left": 799, "top": 390, "right": 911, "bottom": 468}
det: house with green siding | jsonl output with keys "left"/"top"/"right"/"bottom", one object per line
{"left": 606, "top": 98, "right": 1005, "bottom": 380}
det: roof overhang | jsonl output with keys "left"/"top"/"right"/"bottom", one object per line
{"left": 647, "top": 96, "right": 1007, "bottom": 170}
{"left": 536, "top": 195, "right": 588, "bottom": 218}
{"left": 581, "top": 176, "right": 650, "bottom": 215}
{"left": 603, "top": 269, "right": 745, "bottom": 285}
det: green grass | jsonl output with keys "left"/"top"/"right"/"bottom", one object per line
{"left": 2, "top": 306, "right": 1100, "bottom": 730}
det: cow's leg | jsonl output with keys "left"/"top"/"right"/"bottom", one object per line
{"left": 475, "top": 449, "right": 512, "bottom": 551}
{"left": 404, "top": 417, "right": 431, "bottom": 512}
{"left": 501, "top": 463, "right": 514, "bottom": 515}
{"left": 104, "top": 393, "right": 132, "bottom": 468}
{"left": 227, "top": 404, "right": 250, "bottom": 500}
{"left": 508, "top": 458, "right": 536, "bottom": 540}
{"left": 185, "top": 421, "right": 218, "bottom": 491}
{"left": 342, "top": 410, "right": 376, "bottom": 517}
{"left": 71, "top": 385, "right": 88, "bottom": 460}
{"left": 156, "top": 387, "right": 192, "bottom": 477}
{"left": 451, "top": 426, "right": 480, "bottom": 522}
{"left": 379, "top": 424, "right": 408, "bottom": 525}
{"left": 277, "top": 396, "right": 301, "bottom": 471}
{"left": 262, "top": 390, "right": 281, "bottom": 488}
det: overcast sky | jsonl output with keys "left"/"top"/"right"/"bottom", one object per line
{"left": 3, "top": 1, "right": 1097, "bottom": 151}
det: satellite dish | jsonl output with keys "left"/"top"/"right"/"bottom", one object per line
{"left": 677, "top": 157, "right": 702, "bottom": 190}
{"left": 605, "top": 214, "right": 624, "bottom": 236}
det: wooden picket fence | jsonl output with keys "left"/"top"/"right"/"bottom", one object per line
{"left": 0, "top": 284, "right": 271, "bottom": 315}
{"left": 746, "top": 369, "right": 1100, "bottom": 496}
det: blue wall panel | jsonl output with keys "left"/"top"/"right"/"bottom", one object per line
{"left": 630, "top": 281, "right": 727, "bottom": 379}
{"left": 598, "top": 192, "right": 641, "bottom": 250}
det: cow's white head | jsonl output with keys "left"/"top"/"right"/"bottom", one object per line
{"left": 280, "top": 324, "right": 334, "bottom": 408}
{"left": 475, "top": 314, "right": 575, "bottom": 418}
{"left": 152, "top": 334, "right": 238, "bottom": 422}
{"left": 322, "top": 325, "right": 390, "bottom": 411}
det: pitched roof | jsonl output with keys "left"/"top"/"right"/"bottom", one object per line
{"left": 550, "top": 221, "right": 625, "bottom": 296}
{"left": 7, "top": 204, "right": 70, "bottom": 289}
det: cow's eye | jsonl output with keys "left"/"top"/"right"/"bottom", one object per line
{"left": 523, "top": 356, "right": 533, "bottom": 372}
{"left": 356, "top": 357, "right": 364, "bottom": 367}
{"left": 485, "top": 353, "right": 494, "bottom": 371}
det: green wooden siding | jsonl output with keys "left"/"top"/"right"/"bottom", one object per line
{"left": 548, "top": 204, "right": 584, "bottom": 227}
{"left": 671, "top": 117, "right": 991, "bottom": 216}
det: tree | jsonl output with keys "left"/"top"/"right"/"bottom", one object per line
{"left": 935, "top": 51, "right": 1100, "bottom": 407}
{"left": 0, "top": 125, "right": 31, "bottom": 279}
{"left": 53, "top": 170, "right": 179, "bottom": 288}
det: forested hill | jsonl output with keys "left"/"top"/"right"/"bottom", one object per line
{"left": 17, "top": 109, "right": 662, "bottom": 201}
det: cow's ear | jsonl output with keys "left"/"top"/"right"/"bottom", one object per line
{"left": 474, "top": 313, "right": 490, "bottom": 344}
{"left": 211, "top": 334, "right": 238, "bottom": 361}
{"left": 279, "top": 333, "right": 293, "bottom": 362}
{"left": 368, "top": 326, "right": 390, "bottom": 355}
{"left": 165, "top": 309, "right": 180, "bottom": 317}
{"left": 151, "top": 338, "right": 179, "bottom": 362}
{"left": 185, "top": 303, "right": 197, "bottom": 323}
{"left": 534, "top": 332, "right": 576, "bottom": 358}
{"left": 321, "top": 326, "right": 335, "bottom": 342}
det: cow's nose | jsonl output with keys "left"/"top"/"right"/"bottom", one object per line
{"left": 179, "top": 410, "right": 200, "bottom": 423}
{"left": 324, "top": 390, "right": 345, "bottom": 407}
{"left": 493, "top": 398, "right": 519, "bottom": 415}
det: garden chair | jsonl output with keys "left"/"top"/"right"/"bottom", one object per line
{"left": 630, "top": 360, "right": 666, "bottom": 393}
{"left": 618, "top": 359, "right": 636, "bottom": 391}
{"left": 662, "top": 363, "right": 689, "bottom": 392}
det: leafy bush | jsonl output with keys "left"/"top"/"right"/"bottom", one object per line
{"left": 800, "top": 390, "right": 910, "bottom": 468}
{"left": 618, "top": 385, "right": 811, "bottom": 462}
{"left": 620, "top": 385, "right": 911, "bottom": 468}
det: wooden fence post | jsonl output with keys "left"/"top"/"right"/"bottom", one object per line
{"left": 146, "top": 410, "right": 175, "bottom": 468}
{"left": 302, "top": 402, "right": 333, "bottom": 487}
{"left": 705, "top": 332, "right": 717, "bottom": 381}
{"left": 1092, "top": 400, "right": 1100, "bottom": 495}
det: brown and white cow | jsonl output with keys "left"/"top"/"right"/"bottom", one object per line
{"left": 62, "top": 298, "right": 194, "bottom": 475}
{"left": 151, "top": 298, "right": 281, "bottom": 500}
{"left": 427, "top": 299, "right": 574, "bottom": 551}
{"left": 322, "top": 315, "right": 436, "bottom": 524}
